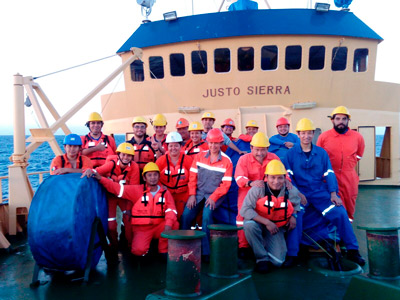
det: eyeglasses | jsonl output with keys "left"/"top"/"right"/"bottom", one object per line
{"left": 133, "top": 125, "right": 146, "bottom": 129}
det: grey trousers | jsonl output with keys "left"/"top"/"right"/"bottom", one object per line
{"left": 243, "top": 220, "right": 287, "bottom": 266}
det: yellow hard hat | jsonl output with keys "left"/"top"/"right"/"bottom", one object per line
{"left": 132, "top": 116, "right": 148, "bottom": 127}
{"left": 188, "top": 121, "right": 204, "bottom": 131}
{"left": 201, "top": 112, "right": 216, "bottom": 120}
{"left": 246, "top": 120, "right": 259, "bottom": 128}
{"left": 265, "top": 159, "right": 287, "bottom": 176}
{"left": 142, "top": 162, "right": 160, "bottom": 176}
{"left": 250, "top": 132, "right": 270, "bottom": 147}
{"left": 116, "top": 142, "right": 135, "bottom": 156}
{"left": 88, "top": 112, "right": 103, "bottom": 122}
{"left": 296, "top": 118, "right": 316, "bottom": 131}
{"left": 329, "top": 106, "right": 351, "bottom": 119}
{"left": 152, "top": 114, "right": 167, "bottom": 126}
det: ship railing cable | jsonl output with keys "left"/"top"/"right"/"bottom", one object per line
{"left": 33, "top": 54, "right": 118, "bottom": 80}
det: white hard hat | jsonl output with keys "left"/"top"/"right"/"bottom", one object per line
{"left": 166, "top": 132, "right": 183, "bottom": 143}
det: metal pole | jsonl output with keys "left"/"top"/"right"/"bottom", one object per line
{"left": 12, "top": 74, "right": 26, "bottom": 163}
{"left": 263, "top": 0, "right": 272, "bottom": 9}
{"left": 50, "top": 48, "right": 143, "bottom": 133}
{"left": 218, "top": 0, "right": 226, "bottom": 12}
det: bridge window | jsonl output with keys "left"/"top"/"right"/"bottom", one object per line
{"left": 354, "top": 48, "right": 368, "bottom": 72}
{"left": 285, "top": 46, "right": 302, "bottom": 70}
{"left": 238, "top": 47, "right": 254, "bottom": 71}
{"left": 149, "top": 56, "right": 164, "bottom": 79}
{"left": 170, "top": 53, "right": 185, "bottom": 76}
{"left": 309, "top": 46, "right": 325, "bottom": 70}
{"left": 130, "top": 60, "right": 144, "bottom": 81}
{"left": 215, "top": 48, "right": 231, "bottom": 73}
{"left": 261, "top": 45, "right": 278, "bottom": 70}
{"left": 332, "top": 47, "right": 347, "bottom": 71}
{"left": 192, "top": 50, "right": 207, "bottom": 74}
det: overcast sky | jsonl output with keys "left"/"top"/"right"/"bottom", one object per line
{"left": 1, "top": 0, "right": 399, "bottom": 135}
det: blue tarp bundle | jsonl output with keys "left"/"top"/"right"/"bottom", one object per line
{"left": 28, "top": 174, "right": 108, "bottom": 270}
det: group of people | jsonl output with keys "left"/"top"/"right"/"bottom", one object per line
{"left": 50, "top": 106, "right": 366, "bottom": 272}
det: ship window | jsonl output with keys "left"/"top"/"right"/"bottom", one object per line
{"left": 331, "top": 47, "right": 347, "bottom": 71}
{"left": 130, "top": 60, "right": 144, "bottom": 81}
{"left": 354, "top": 48, "right": 368, "bottom": 72}
{"left": 214, "top": 48, "right": 231, "bottom": 73}
{"left": 192, "top": 50, "right": 207, "bottom": 74}
{"left": 170, "top": 53, "right": 185, "bottom": 76}
{"left": 285, "top": 46, "right": 302, "bottom": 70}
{"left": 238, "top": 47, "right": 254, "bottom": 71}
{"left": 309, "top": 46, "right": 325, "bottom": 70}
{"left": 149, "top": 56, "right": 164, "bottom": 79}
{"left": 261, "top": 45, "right": 278, "bottom": 70}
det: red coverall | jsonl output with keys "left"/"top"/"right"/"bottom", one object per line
{"left": 80, "top": 133, "right": 117, "bottom": 168}
{"left": 156, "top": 153, "right": 193, "bottom": 220}
{"left": 234, "top": 152, "right": 280, "bottom": 248}
{"left": 317, "top": 128, "right": 365, "bottom": 220}
{"left": 96, "top": 155, "right": 140, "bottom": 250}
{"left": 99, "top": 179, "right": 178, "bottom": 256}
{"left": 50, "top": 153, "right": 93, "bottom": 175}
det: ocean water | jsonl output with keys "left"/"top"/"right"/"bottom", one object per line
{"left": 0, "top": 135, "right": 126, "bottom": 200}
{"left": 0, "top": 134, "right": 384, "bottom": 201}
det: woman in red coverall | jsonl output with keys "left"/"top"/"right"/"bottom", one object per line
{"left": 156, "top": 132, "right": 193, "bottom": 220}
{"left": 83, "top": 142, "right": 139, "bottom": 259}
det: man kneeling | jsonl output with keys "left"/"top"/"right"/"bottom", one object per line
{"left": 94, "top": 162, "right": 178, "bottom": 257}
{"left": 241, "top": 160, "right": 301, "bottom": 273}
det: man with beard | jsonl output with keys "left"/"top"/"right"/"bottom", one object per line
{"left": 317, "top": 106, "right": 365, "bottom": 222}
{"left": 269, "top": 117, "right": 299, "bottom": 161}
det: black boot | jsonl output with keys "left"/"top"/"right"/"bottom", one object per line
{"left": 347, "top": 250, "right": 366, "bottom": 266}
{"left": 282, "top": 256, "right": 297, "bottom": 268}
{"left": 255, "top": 261, "right": 271, "bottom": 274}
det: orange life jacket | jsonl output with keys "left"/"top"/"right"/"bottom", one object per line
{"left": 82, "top": 133, "right": 115, "bottom": 167}
{"left": 127, "top": 137, "right": 156, "bottom": 170}
{"left": 107, "top": 156, "right": 138, "bottom": 185}
{"left": 255, "top": 185, "right": 294, "bottom": 227}
{"left": 159, "top": 154, "right": 190, "bottom": 194}
{"left": 130, "top": 188, "right": 169, "bottom": 225}
{"left": 184, "top": 140, "right": 209, "bottom": 156}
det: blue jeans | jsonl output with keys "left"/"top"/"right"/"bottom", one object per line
{"left": 181, "top": 199, "right": 213, "bottom": 256}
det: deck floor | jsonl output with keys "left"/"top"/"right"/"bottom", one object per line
{"left": 1, "top": 186, "right": 400, "bottom": 300}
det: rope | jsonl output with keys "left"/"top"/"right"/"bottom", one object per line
{"left": 100, "top": 72, "right": 124, "bottom": 115}
{"left": 33, "top": 54, "right": 118, "bottom": 79}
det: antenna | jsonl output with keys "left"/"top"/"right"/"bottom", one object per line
{"left": 137, "top": 0, "right": 156, "bottom": 22}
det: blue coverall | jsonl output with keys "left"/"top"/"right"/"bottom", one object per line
{"left": 269, "top": 133, "right": 299, "bottom": 161}
{"left": 283, "top": 143, "right": 359, "bottom": 250}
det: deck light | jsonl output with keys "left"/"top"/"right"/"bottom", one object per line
{"left": 291, "top": 102, "right": 317, "bottom": 110}
{"left": 163, "top": 11, "right": 177, "bottom": 22}
{"left": 315, "top": 2, "right": 330, "bottom": 12}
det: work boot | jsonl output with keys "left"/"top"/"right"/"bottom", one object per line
{"left": 255, "top": 261, "right": 270, "bottom": 274}
{"left": 238, "top": 247, "right": 254, "bottom": 260}
{"left": 347, "top": 250, "right": 366, "bottom": 266}
{"left": 282, "top": 256, "right": 297, "bottom": 268}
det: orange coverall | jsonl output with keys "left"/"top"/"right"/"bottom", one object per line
{"left": 234, "top": 152, "right": 280, "bottom": 248}
{"left": 50, "top": 153, "right": 93, "bottom": 175}
{"left": 96, "top": 156, "right": 140, "bottom": 250}
{"left": 317, "top": 128, "right": 365, "bottom": 220}
{"left": 80, "top": 133, "right": 117, "bottom": 168}
{"left": 99, "top": 179, "right": 178, "bottom": 256}
{"left": 156, "top": 153, "right": 193, "bottom": 220}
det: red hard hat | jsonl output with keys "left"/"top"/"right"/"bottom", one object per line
{"left": 276, "top": 117, "right": 290, "bottom": 127}
{"left": 221, "top": 118, "right": 236, "bottom": 130}
{"left": 176, "top": 118, "right": 189, "bottom": 129}
{"left": 207, "top": 128, "right": 224, "bottom": 143}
